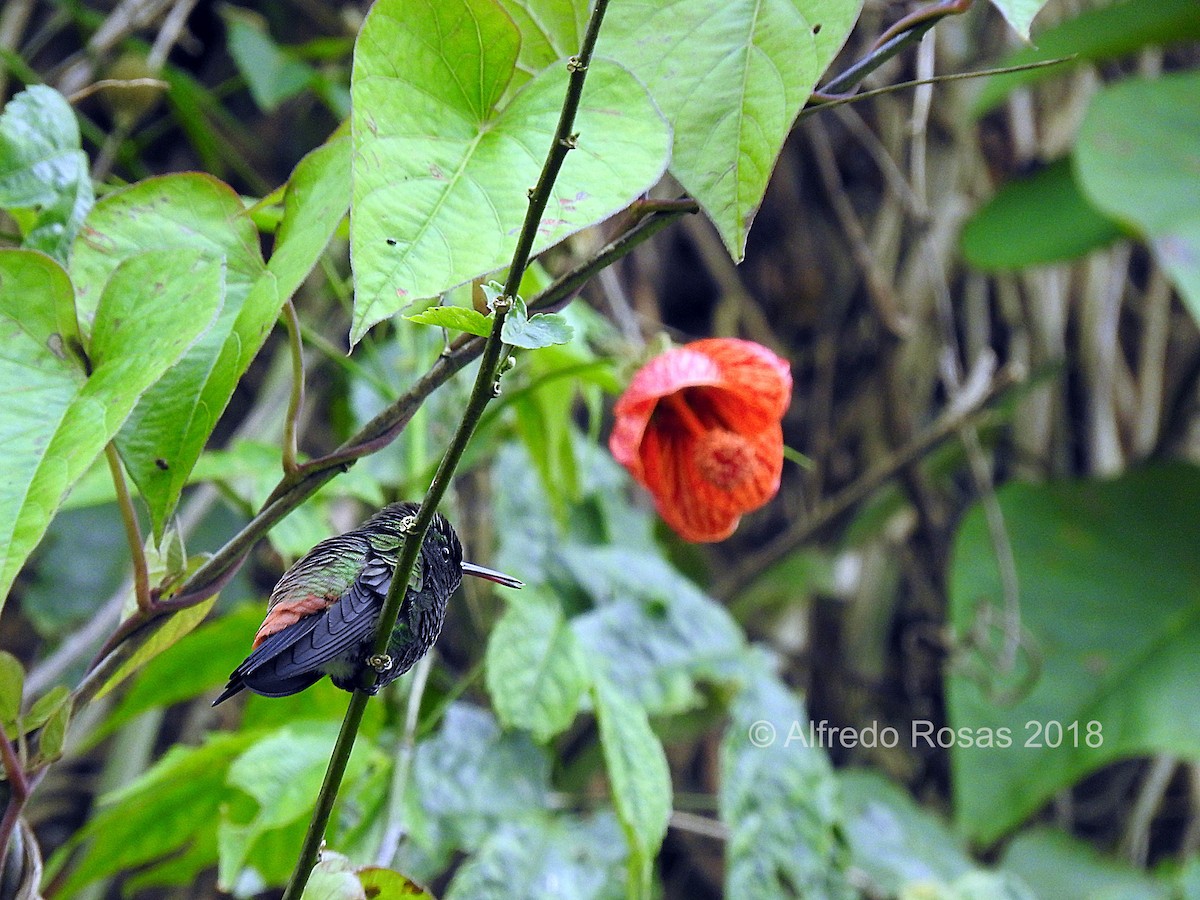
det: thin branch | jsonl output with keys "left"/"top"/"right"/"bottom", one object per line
{"left": 0, "top": 721, "right": 30, "bottom": 884}
{"left": 374, "top": 653, "right": 433, "bottom": 866}
{"left": 812, "top": 0, "right": 972, "bottom": 101}
{"left": 802, "top": 58, "right": 1074, "bottom": 119}
{"left": 281, "top": 300, "right": 305, "bottom": 476}
{"left": 281, "top": 2, "right": 613, "bottom": 895}
{"left": 104, "top": 444, "right": 151, "bottom": 612}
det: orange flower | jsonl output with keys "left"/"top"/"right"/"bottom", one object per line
{"left": 609, "top": 338, "right": 792, "bottom": 542}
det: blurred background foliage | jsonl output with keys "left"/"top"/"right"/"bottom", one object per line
{"left": 2, "top": 0, "right": 1200, "bottom": 897}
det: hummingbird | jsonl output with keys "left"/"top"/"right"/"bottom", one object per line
{"left": 213, "top": 502, "right": 521, "bottom": 705}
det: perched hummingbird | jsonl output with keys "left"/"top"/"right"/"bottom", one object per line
{"left": 213, "top": 502, "right": 521, "bottom": 705}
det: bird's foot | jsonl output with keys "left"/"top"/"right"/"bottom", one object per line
{"left": 368, "top": 653, "right": 393, "bottom": 673}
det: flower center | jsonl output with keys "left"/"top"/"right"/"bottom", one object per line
{"left": 694, "top": 428, "right": 754, "bottom": 490}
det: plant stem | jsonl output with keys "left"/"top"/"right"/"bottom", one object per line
{"left": 104, "top": 444, "right": 151, "bottom": 612}
{"left": 373, "top": 653, "right": 432, "bottom": 866}
{"left": 281, "top": 300, "right": 305, "bottom": 475}
{"left": 809, "top": 0, "right": 972, "bottom": 102}
{"left": 280, "top": 2, "right": 613, "bottom": 895}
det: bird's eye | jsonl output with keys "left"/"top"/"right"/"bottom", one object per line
{"left": 441, "top": 546, "right": 451, "bottom": 560}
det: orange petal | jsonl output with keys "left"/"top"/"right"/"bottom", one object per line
{"left": 640, "top": 421, "right": 783, "bottom": 543}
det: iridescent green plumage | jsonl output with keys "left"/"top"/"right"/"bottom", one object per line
{"left": 214, "top": 502, "right": 520, "bottom": 705}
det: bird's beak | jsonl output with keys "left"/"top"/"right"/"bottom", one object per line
{"left": 462, "top": 561, "right": 524, "bottom": 589}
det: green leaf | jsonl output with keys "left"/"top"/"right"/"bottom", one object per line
{"left": 960, "top": 158, "right": 1122, "bottom": 271}
{"left": 973, "top": 0, "right": 1200, "bottom": 115}
{"left": 22, "top": 684, "right": 69, "bottom": 733}
{"left": 841, "top": 769, "right": 975, "bottom": 896}
{"left": 349, "top": 0, "right": 670, "bottom": 343}
{"left": 493, "top": 0, "right": 587, "bottom": 98}
{"left": 220, "top": 724, "right": 376, "bottom": 887}
{"left": 223, "top": 7, "right": 316, "bottom": 112}
{"left": 720, "top": 654, "right": 852, "bottom": 899}
{"left": 71, "top": 173, "right": 270, "bottom": 539}
{"left": 600, "top": 0, "right": 861, "bottom": 259}
{"left": 48, "top": 731, "right": 258, "bottom": 895}
{"left": 358, "top": 867, "right": 436, "bottom": 899}
{"left": 591, "top": 676, "right": 671, "bottom": 896}
{"left": 93, "top": 595, "right": 218, "bottom": 700}
{"left": 301, "top": 853, "right": 364, "bottom": 900}
{"left": 97, "top": 604, "right": 263, "bottom": 741}
{"left": 988, "top": 0, "right": 1051, "bottom": 40}
{"left": 446, "top": 813, "right": 626, "bottom": 900}
{"left": 411, "top": 704, "right": 551, "bottom": 852}
{"left": 0, "top": 652, "right": 23, "bottom": 731}
{"left": 568, "top": 547, "right": 746, "bottom": 715}
{"left": 0, "top": 248, "right": 222, "bottom": 611}
{"left": 270, "top": 135, "right": 352, "bottom": 299}
{"left": 1075, "top": 72, "right": 1200, "bottom": 323}
{"left": 947, "top": 464, "right": 1200, "bottom": 843}
{"left": 485, "top": 589, "right": 589, "bottom": 742}
{"left": 407, "top": 305, "right": 494, "bottom": 337}
{"left": 0, "top": 85, "right": 93, "bottom": 261}
{"left": 32, "top": 690, "right": 72, "bottom": 765}
{"left": 1000, "top": 828, "right": 1169, "bottom": 900}
{"left": 501, "top": 297, "right": 573, "bottom": 350}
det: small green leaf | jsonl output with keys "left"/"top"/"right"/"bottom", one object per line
{"left": 0, "top": 85, "right": 93, "bottom": 261}
{"left": 0, "top": 652, "right": 23, "bottom": 731}
{"left": 93, "top": 596, "right": 217, "bottom": 700}
{"left": 988, "top": 0, "right": 1051, "bottom": 40}
{"left": 485, "top": 589, "right": 589, "bottom": 742}
{"left": 1075, "top": 72, "right": 1200, "bottom": 324}
{"left": 720, "top": 653, "right": 853, "bottom": 898}
{"left": 23, "top": 684, "right": 68, "bottom": 733}
{"left": 500, "top": 297, "right": 573, "bottom": 350}
{"left": 33, "top": 691, "right": 72, "bottom": 765}
{"left": 221, "top": 725, "right": 375, "bottom": 887}
{"left": 97, "top": 605, "right": 263, "bottom": 741}
{"left": 407, "top": 305, "right": 493, "bottom": 337}
{"left": 222, "top": 7, "right": 316, "bottom": 112}
{"left": 591, "top": 676, "right": 671, "bottom": 896}
{"left": 961, "top": 158, "right": 1122, "bottom": 271}
{"left": 301, "top": 853, "right": 364, "bottom": 900}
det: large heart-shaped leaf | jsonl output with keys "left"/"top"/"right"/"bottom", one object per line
{"left": 349, "top": 0, "right": 670, "bottom": 343}
{"left": 947, "top": 464, "right": 1200, "bottom": 843}
{"left": 1075, "top": 72, "right": 1200, "bottom": 324}
{"left": 599, "top": 0, "right": 861, "bottom": 259}
{"left": 0, "top": 247, "right": 221, "bottom": 611}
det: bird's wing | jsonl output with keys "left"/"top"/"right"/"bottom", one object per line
{"left": 242, "top": 551, "right": 402, "bottom": 683}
